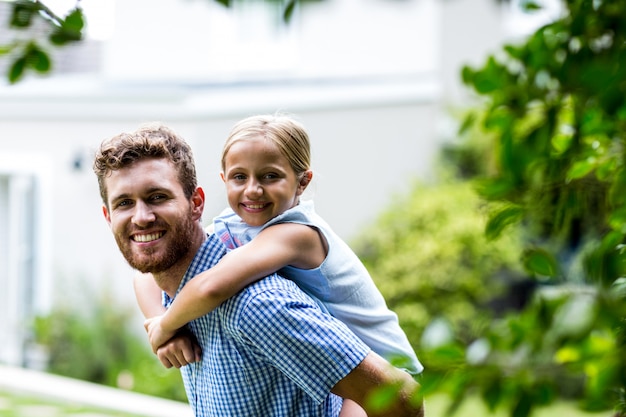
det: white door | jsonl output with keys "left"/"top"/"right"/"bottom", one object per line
{"left": 0, "top": 173, "right": 36, "bottom": 367}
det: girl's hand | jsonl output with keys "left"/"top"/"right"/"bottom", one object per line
{"left": 154, "top": 329, "right": 202, "bottom": 369}
{"left": 144, "top": 315, "right": 177, "bottom": 354}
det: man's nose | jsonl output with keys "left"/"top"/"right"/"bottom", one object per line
{"left": 132, "top": 201, "right": 156, "bottom": 226}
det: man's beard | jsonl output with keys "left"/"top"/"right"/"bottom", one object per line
{"left": 116, "top": 214, "right": 197, "bottom": 274}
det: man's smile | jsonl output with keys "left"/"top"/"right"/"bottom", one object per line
{"left": 132, "top": 231, "right": 165, "bottom": 242}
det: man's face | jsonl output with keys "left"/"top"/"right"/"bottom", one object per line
{"left": 102, "top": 158, "right": 202, "bottom": 273}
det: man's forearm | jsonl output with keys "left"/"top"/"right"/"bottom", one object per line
{"left": 331, "top": 352, "right": 424, "bottom": 417}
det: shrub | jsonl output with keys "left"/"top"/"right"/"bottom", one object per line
{"left": 33, "top": 294, "right": 187, "bottom": 402}
{"left": 352, "top": 180, "right": 526, "bottom": 348}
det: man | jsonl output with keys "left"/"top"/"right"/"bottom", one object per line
{"left": 93, "top": 123, "right": 424, "bottom": 417}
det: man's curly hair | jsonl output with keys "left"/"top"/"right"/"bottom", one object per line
{"left": 93, "top": 123, "right": 198, "bottom": 206}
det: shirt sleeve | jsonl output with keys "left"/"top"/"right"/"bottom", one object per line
{"left": 233, "top": 280, "right": 371, "bottom": 404}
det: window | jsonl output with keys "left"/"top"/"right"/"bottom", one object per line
{"left": 0, "top": 155, "right": 51, "bottom": 368}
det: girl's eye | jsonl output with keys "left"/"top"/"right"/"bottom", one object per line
{"left": 233, "top": 174, "right": 246, "bottom": 181}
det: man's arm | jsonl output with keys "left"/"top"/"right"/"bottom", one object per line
{"left": 134, "top": 272, "right": 166, "bottom": 318}
{"left": 332, "top": 351, "right": 424, "bottom": 417}
{"left": 133, "top": 272, "right": 201, "bottom": 368}
{"left": 238, "top": 278, "right": 424, "bottom": 417}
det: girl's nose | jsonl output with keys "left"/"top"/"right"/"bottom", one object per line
{"left": 245, "top": 179, "right": 263, "bottom": 197}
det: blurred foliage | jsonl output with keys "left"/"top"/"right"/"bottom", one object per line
{"left": 364, "top": 0, "right": 626, "bottom": 416}
{"left": 1, "top": 1, "right": 84, "bottom": 83}
{"left": 32, "top": 292, "right": 187, "bottom": 402}
{"left": 353, "top": 179, "right": 526, "bottom": 347}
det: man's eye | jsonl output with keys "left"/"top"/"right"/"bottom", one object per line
{"left": 233, "top": 174, "right": 246, "bottom": 181}
{"left": 115, "top": 200, "right": 132, "bottom": 208}
{"left": 150, "top": 194, "right": 167, "bottom": 202}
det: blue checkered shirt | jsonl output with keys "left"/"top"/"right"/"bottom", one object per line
{"left": 164, "top": 234, "right": 370, "bottom": 417}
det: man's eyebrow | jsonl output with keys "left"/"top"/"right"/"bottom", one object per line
{"left": 145, "top": 186, "right": 172, "bottom": 195}
{"left": 109, "top": 193, "right": 131, "bottom": 205}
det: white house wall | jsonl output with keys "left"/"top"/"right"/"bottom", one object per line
{"left": 0, "top": 77, "right": 439, "bottom": 348}
{"left": 104, "top": 0, "right": 439, "bottom": 82}
{"left": 0, "top": 0, "right": 548, "bottom": 367}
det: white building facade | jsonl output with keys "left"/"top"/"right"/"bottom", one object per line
{"left": 0, "top": 0, "right": 552, "bottom": 366}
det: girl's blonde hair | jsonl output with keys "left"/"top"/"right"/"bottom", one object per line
{"left": 222, "top": 114, "right": 311, "bottom": 179}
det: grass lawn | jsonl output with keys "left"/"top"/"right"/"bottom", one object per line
{"left": 0, "top": 389, "right": 146, "bottom": 417}
{"left": 426, "top": 393, "right": 614, "bottom": 417}
{"left": 0, "top": 388, "right": 615, "bottom": 417}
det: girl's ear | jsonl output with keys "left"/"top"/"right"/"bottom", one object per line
{"left": 220, "top": 172, "right": 226, "bottom": 183}
{"left": 298, "top": 170, "right": 313, "bottom": 194}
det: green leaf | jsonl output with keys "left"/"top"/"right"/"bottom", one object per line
{"left": 25, "top": 44, "right": 51, "bottom": 72}
{"left": 458, "top": 112, "right": 477, "bottom": 135}
{"left": 473, "top": 71, "right": 502, "bottom": 94}
{"left": 566, "top": 158, "right": 596, "bottom": 182}
{"left": 9, "top": 56, "right": 27, "bottom": 84}
{"left": 430, "top": 344, "right": 466, "bottom": 363}
{"left": 522, "top": 248, "right": 559, "bottom": 277}
{"left": 364, "top": 383, "right": 401, "bottom": 413}
{"left": 64, "top": 8, "right": 85, "bottom": 32}
{"left": 465, "top": 56, "right": 508, "bottom": 94}
{"left": 283, "top": 0, "right": 296, "bottom": 23}
{"left": 474, "top": 177, "right": 515, "bottom": 200}
{"left": 32, "top": 50, "right": 51, "bottom": 72}
{"left": 504, "top": 44, "right": 525, "bottom": 61}
{"left": 609, "top": 168, "right": 626, "bottom": 207}
{"left": 551, "top": 132, "right": 574, "bottom": 155}
{"left": 461, "top": 65, "right": 475, "bottom": 85}
{"left": 595, "top": 157, "right": 616, "bottom": 181}
{"left": 485, "top": 205, "right": 524, "bottom": 240}
{"left": 49, "top": 8, "right": 84, "bottom": 45}
{"left": 520, "top": 0, "right": 542, "bottom": 12}
{"left": 10, "top": 1, "right": 39, "bottom": 28}
{"left": 512, "top": 389, "right": 533, "bottom": 417}
{"left": 608, "top": 208, "right": 626, "bottom": 233}
{"left": 482, "top": 378, "right": 503, "bottom": 411}
{"left": 0, "top": 43, "right": 15, "bottom": 56}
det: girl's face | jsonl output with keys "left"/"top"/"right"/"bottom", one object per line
{"left": 220, "top": 136, "right": 310, "bottom": 227}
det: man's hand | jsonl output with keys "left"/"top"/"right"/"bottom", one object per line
{"left": 144, "top": 314, "right": 178, "bottom": 353}
{"left": 153, "top": 328, "right": 202, "bottom": 369}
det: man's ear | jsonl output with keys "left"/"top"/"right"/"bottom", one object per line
{"left": 191, "top": 187, "right": 205, "bottom": 221}
{"left": 102, "top": 205, "right": 112, "bottom": 226}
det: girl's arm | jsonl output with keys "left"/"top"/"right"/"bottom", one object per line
{"left": 339, "top": 400, "right": 367, "bottom": 417}
{"left": 149, "top": 222, "right": 326, "bottom": 349}
{"left": 134, "top": 272, "right": 201, "bottom": 366}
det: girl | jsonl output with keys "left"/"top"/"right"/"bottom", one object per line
{"left": 136, "top": 114, "right": 423, "bottom": 416}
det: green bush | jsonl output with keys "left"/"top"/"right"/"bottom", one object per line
{"left": 352, "top": 180, "right": 526, "bottom": 348}
{"left": 33, "top": 294, "right": 187, "bottom": 402}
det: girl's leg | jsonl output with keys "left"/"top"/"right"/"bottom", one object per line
{"left": 339, "top": 399, "right": 367, "bottom": 417}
